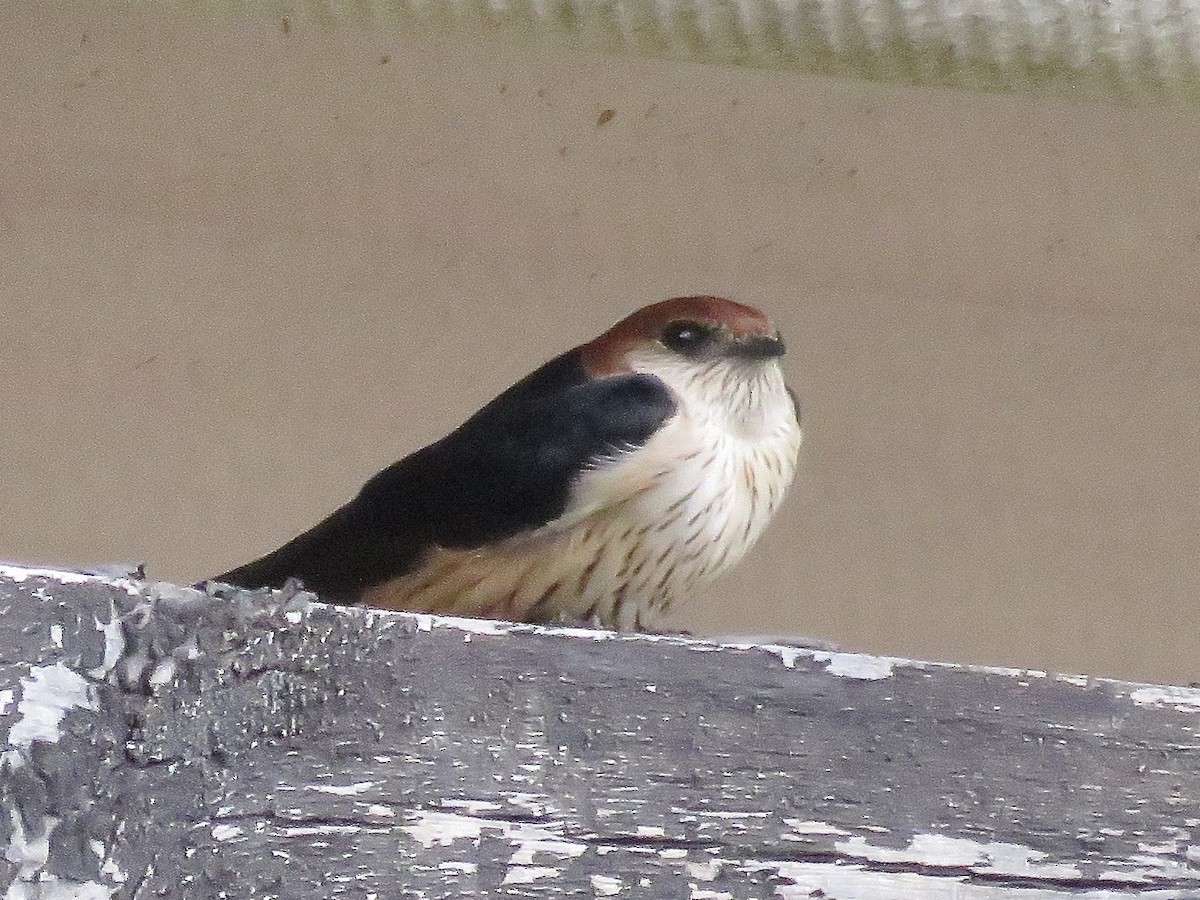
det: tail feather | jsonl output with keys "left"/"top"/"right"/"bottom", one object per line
{"left": 209, "top": 504, "right": 415, "bottom": 604}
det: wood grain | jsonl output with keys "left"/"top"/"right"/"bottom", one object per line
{"left": 1, "top": 565, "right": 1197, "bottom": 898}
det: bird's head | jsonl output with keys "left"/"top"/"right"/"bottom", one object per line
{"left": 581, "top": 296, "right": 793, "bottom": 433}
{"left": 582, "top": 296, "right": 785, "bottom": 371}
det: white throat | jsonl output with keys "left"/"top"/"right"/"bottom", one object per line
{"left": 627, "top": 350, "right": 796, "bottom": 441}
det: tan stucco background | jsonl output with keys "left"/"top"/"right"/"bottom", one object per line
{"left": 3, "top": 3, "right": 1198, "bottom": 685}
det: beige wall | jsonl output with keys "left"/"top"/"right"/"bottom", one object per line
{"left": 3, "top": 3, "right": 1198, "bottom": 685}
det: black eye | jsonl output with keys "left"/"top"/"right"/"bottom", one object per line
{"left": 661, "top": 321, "right": 715, "bottom": 354}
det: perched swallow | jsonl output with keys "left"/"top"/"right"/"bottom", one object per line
{"left": 213, "top": 296, "right": 802, "bottom": 631}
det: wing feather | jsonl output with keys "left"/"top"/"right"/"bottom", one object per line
{"left": 212, "top": 350, "right": 676, "bottom": 603}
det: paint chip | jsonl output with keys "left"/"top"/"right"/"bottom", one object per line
{"left": 504, "top": 865, "right": 561, "bottom": 884}
{"left": 814, "top": 651, "right": 900, "bottom": 680}
{"left": 591, "top": 874, "right": 623, "bottom": 895}
{"left": 5, "top": 664, "right": 97, "bottom": 758}
{"left": 1130, "top": 685, "right": 1200, "bottom": 712}
{"left": 307, "top": 781, "right": 376, "bottom": 796}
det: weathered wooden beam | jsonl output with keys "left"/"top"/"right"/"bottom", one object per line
{"left": 0, "top": 564, "right": 1197, "bottom": 898}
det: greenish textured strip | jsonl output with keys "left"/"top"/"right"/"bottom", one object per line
{"left": 222, "top": 0, "right": 1200, "bottom": 98}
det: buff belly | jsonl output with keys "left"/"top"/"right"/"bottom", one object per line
{"left": 360, "top": 408, "right": 801, "bottom": 630}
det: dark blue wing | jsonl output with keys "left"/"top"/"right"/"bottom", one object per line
{"left": 213, "top": 350, "right": 676, "bottom": 602}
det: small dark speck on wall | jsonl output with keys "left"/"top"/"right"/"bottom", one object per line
{"left": 597, "top": 109, "right": 616, "bottom": 127}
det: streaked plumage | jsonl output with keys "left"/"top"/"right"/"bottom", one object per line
{"left": 212, "top": 296, "right": 802, "bottom": 630}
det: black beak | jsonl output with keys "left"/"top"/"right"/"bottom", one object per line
{"left": 734, "top": 331, "right": 786, "bottom": 360}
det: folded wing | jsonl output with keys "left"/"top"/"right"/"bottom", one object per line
{"left": 213, "top": 350, "right": 678, "bottom": 604}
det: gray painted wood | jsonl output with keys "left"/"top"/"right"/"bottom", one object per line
{"left": 0, "top": 564, "right": 1197, "bottom": 899}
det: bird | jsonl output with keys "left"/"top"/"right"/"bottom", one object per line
{"left": 211, "top": 296, "right": 803, "bottom": 632}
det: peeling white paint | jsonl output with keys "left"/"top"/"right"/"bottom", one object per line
{"left": 401, "top": 809, "right": 587, "bottom": 865}
{"left": 591, "top": 873, "right": 623, "bottom": 895}
{"left": 236, "top": 594, "right": 1198, "bottom": 712}
{"left": 307, "top": 781, "right": 377, "bottom": 796}
{"left": 509, "top": 792, "right": 555, "bottom": 817}
{"left": 836, "top": 834, "right": 1081, "bottom": 879}
{"left": 451, "top": 616, "right": 533, "bottom": 637}
{"left": 395, "top": 608, "right": 681, "bottom": 644}
{"left": 1130, "top": 685, "right": 1200, "bottom": 713}
{"left": 598, "top": 844, "right": 662, "bottom": 857}
{"left": 0, "top": 563, "right": 142, "bottom": 597}
{"left": 509, "top": 833, "right": 587, "bottom": 865}
{"left": 687, "top": 859, "right": 723, "bottom": 880}
{"left": 87, "top": 608, "right": 126, "bottom": 680}
{"left": 402, "top": 811, "right": 487, "bottom": 849}
{"left": 0, "top": 564, "right": 94, "bottom": 585}
{"left": 763, "top": 859, "right": 1179, "bottom": 899}
{"left": 1126, "top": 845, "right": 1200, "bottom": 881}
{"left": 439, "top": 799, "right": 502, "bottom": 815}
{"left": 1056, "top": 674, "right": 1090, "bottom": 687}
{"left": 783, "top": 818, "right": 852, "bottom": 836}
{"left": 814, "top": 651, "right": 903, "bottom": 680}
{"left": 972, "top": 664, "right": 1042, "bottom": 679}
{"left": 4, "top": 664, "right": 97, "bottom": 763}
{"left": 148, "top": 658, "right": 176, "bottom": 687}
{"left": 690, "top": 890, "right": 733, "bottom": 900}
{"left": 5, "top": 564, "right": 1198, "bottom": 899}
{"left": 49, "top": 625, "right": 64, "bottom": 648}
{"left": 503, "top": 865, "right": 561, "bottom": 884}
{"left": 708, "top": 638, "right": 817, "bottom": 668}
{"left": 86, "top": 840, "right": 127, "bottom": 888}
{"left": 2, "top": 566, "right": 1186, "bottom": 715}
{"left": 4, "top": 811, "right": 120, "bottom": 900}
{"left": 6, "top": 880, "right": 116, "bottom": 900}
{"left": 545, "top": 625, "right": 630, "bottom": 642}
{"left": 5, "top": 810, "right": 53, "bottom": 880}
{"left": 405, "top": 612, "right": 514, "bottom": 636}
{"left": 400, "top": 611, "right": 1193, "bottom": 710}
{"left": 145, "top": 581, "right": 207, "bottom": 609}
{"left": 757, "top": 644, "right": 809, "bottom": 669}
{"left": 98, "top": 852, "right": 127, "bottom": 885}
